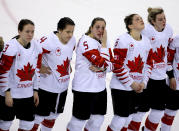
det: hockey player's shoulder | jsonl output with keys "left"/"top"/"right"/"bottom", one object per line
{"left": 68, "top": 36, "right": 76, "bottom": 46}
{"left": 114, "top": 33, "right": 130, "bottom": 48}
{"left": 171, "top": 35, "right": 179, "bottom": 47}
{"left": 79, "top": 34, "right": 93, "bottom": 46}
{"left": 2, "top": 39, "right": 18, "bottom": 55}
{"left": 164, "top": 24, "right": 173, "bottom": 33}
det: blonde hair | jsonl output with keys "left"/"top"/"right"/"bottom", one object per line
{"left": 147, "top": 7, "right": 164, "bottom": 25}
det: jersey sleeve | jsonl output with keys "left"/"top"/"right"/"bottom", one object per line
{"left": 0, "top": 42, "right": 17, "bottom": 91}
{"left": 142, "top": 41, "right": 154, "bottom": 86}
{"left": 33, "top": 45, "right": 43, "bottom": 90}
{"left": 100, "top": 41, "right": 113, "bottom": 72}
{"left": 81, "top": 38, "right": 109, "bottom": 69}
{"left": 39, "top": 36, "right": 51, "bottom": 54}
{"left": 112, "top": 37, "right": 134, "bottom": 88}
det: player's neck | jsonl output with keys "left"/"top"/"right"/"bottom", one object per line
{"left": 17, "top": 38, "right": 29, "bottom": 47}
{"left": 56, "top": 33, "right": 67, "bottom": 45}
{"left": 129, "top": 31, "right": 142, "bottom": 41}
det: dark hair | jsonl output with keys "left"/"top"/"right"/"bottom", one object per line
{"left": 124, "top": 14, "right": 137, "bottom": 33}
{"left": 13, "top": 19, "right": 34, "bottom": 39}
{"left": 147, "top": 7, "right": 164, "bottom": 25}
{"left": 0, "top": 37, "right": 4, "bottom": 52}
{"left": 57, "top": 17, "right": 75, "bottom": 31}
{"left": 85, "top": 17, "right": 106, "bottom": 35}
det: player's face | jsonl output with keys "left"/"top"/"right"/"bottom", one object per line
{"left": 130, "top": 15, "right": 144, "bottom": 31}
{"left": 59, "top": 25, "right": 74, "bottom": 44}
{"left": 19, "top": 24, "right": 34, "bottom": 43}
{"left": 90, "top": 21, "right": 106, "bottom": 41}
{"left": 152, "top": 12, "right": 166, "bottom": 32}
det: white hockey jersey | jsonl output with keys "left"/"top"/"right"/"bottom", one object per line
{"left": 39, "top": 32, "right": 76, "bottom": 93}
{"left": 110, "top": 33, "right": 153, "bottom": 91}
{"left": 0, "top": 39, "right": 42, "bottom": 98}
{"left": 142, "top": 24, "right": 173, "bottom": 80}
{"left": 168, "top": 35, "right": 179, "bottom": 90}
{"left": 72, "top": 35, "right": 113, "bottom": 92}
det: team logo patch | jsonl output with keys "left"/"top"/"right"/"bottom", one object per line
{"left": 55, "top": 47, "right": 61, "bottom": 56}
{"left": 150, "top": 36, "right": 156, "bottom": 43}
{"left": 129, "top": 43, "right": 134, "bottom": 51}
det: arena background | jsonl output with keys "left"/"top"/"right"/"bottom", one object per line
{"left": 0, "top": 0, "right": 179, "bottom": 130}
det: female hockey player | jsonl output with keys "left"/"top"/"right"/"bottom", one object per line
{"left": 107, "top": 14, "right": 153, "bottom": 131}
{"left": 31, "top": 17, "right": 76, "bottom": 131}
{"left": 67, "top": 17, "right": 113, "bottom": 131}
{"left": 133, "top": 7, "right": 175, "bottom": 131}
{"left": 0, "top": 19, "right": 42, "bottom": 131}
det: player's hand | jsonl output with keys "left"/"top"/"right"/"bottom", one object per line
{"left": 101, "top": 30, "right": 107, "bottom": 48}
{"left": 131, "top": 81, "right": 141, "bottom": 93}
{"left": 5, "top": 91, "right": 13, "bottom": 107}
{"left": 40, "top": 65, "right": 51, "bottom": 76}
{"left": 33, "top": 91, "right": 39, "bottom": 107}
{"left": 169, "top": 78, "right": 177, "bottom": 90}
{"left": 89, "top": 65, "right": 105, "bottom": 72}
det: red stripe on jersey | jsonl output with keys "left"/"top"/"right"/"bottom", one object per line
{"left": 122, "top": 80, "right": 130, "bottom": 84}
{"left": 119, "top": 76, "right": 128, "bottom": 80}
{"left": 0, "top": 54, "right": 14, "bottom": 74}
{"left": 101, "top": 53, "right": 109, "bottom": 57}
{"left": 0, "top": 86, "right": 7, "bottom": 88}
{"left": 167, "top": 47, "right": 175, "bottom": 63}
{"left": 42, "top": 48, "right": 51, "bottom": 54}
{"left": 0, "top": 81, "right": 7, "bottom": 83}
{"left": 0, "top": 76, "right": 6, "bottom": 79}
{"left": 109, "top": 48, "right": 114, "bottom": 61}
{"left": 82, "top": 49, "right": 108, "bottom": 68}
{"left": 37, "top": 53, "right": 42, "bottom": 69}
{"left": 146, "top": 49, "right": 154, "bottom": 68}
{"left": 116, "top": 72, "right": 127, "bottom": 77}
{"left": 113, "top": 68, "right": 125, "bottom": 73}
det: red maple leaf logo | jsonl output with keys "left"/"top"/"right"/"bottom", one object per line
{"left": 153, "top": 45, "right": 165, "bottom": 63}
{"left": 56, "top": 57, "right": 70, "bottom": 77}
{"left": 127, "top": 55, "right": 144, "bottom": 73}
{"left": 16, "top": 63, "right": 35, "bottom": 81}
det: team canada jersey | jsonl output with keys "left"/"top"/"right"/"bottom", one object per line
{"left": 110, "top": 33, "right": 153, "bottom": 91}
{"left": 0, "top": 39, "right": 42, "bottom": 98}
{"left": 142, "top": 24, "right": 173, "bottom": 80}
{"left": 168, "top": 35, "right": 179, "bottom": 90}
{"left": 72, "top": 35, "right": 113, "bottom": 92}
{"left": 39, "top": 32, "right": 76, "bottom": 93}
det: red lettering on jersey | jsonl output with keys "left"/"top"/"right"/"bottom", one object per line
{"left": 83, "top": 41, "right": 88, "bottom": 50}
{"left": 40, "top": 36, "right": 47, "bottom": 43}
{"left": 17, "top": 82, "right": 33, "bottom": 88}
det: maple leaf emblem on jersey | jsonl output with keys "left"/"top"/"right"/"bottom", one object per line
{"left": 153, "top": 45, "right": 165, "bottom": 63}
{"left": 56, "top": 57, "right": 70, "bottom": 77}
{"left": 16, "top": 63, "right": 35, "bottom": 81}
{"left": 127, "top": 55, "right": 144, "bottom": 73}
